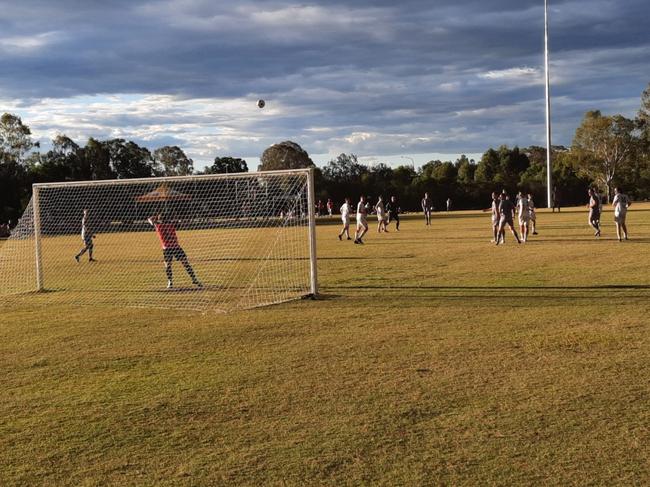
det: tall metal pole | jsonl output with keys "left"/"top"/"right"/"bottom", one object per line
{"left": 544, "top": 0, "right": 553, "bottom": 208}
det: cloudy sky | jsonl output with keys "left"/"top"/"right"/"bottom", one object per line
{"left": 0, "top": 0, "right": 648, "bottom": 169}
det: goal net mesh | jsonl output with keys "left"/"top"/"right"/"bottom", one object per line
{"left": 0, "top": 170, "right": 315, "bottom": 312}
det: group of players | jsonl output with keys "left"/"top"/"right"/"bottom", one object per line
{"left": 488, "top": 191, "right": 538, "bottom": 245}
{"left": 334, "top": 187, "right": 633, "bottom": 246}
{"left": 72, "top": 186, "right": 633, "bottom": 288}
{"left": 338, "top": 195, "right": 401, "bottom": 244}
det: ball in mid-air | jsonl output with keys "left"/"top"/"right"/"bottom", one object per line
{"left": 257, "top": 99, "right": 265, "bottom": 108}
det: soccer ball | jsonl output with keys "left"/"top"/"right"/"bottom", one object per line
{"left": 257, "top": 99, "right": 265, "bottom": 108}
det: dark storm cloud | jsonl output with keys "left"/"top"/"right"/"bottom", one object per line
{"left": 0, "top": 0, "right": 647, "bottom": 162}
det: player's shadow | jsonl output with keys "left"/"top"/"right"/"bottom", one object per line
{"left": 333, "top": 284, "right": 650, "bottom": 290}
{"left": 329, "top": 284, "right": 650, "bottom": 302}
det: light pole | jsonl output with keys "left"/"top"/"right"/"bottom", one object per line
{"left": 544, "top": 0, "right": 553, "bottom": 208}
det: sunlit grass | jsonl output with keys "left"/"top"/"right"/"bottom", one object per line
{"left": 2, "top": 205, "right": 649, "bottom": 485}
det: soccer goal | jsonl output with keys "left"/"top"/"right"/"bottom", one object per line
{"left": 0, "top": 168, "right": 318, "bottom": 312}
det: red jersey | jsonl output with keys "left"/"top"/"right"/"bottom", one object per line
{"left": 154, "top": 223, "right": 180, "bottom": 249}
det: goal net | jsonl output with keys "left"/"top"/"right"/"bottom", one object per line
{"left": 0, "top": 168, "right": 318, "bottom": 312}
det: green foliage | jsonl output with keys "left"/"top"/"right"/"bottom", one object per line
{"left": 259, "top": 141, "right": 314, "bottom": 171}
{"left": 455, "top": 155, "right": 475, "bottom": 184}
{"left": 203, "top": 156, "right": 248, "bottom": 174}
{"left": 0, "top": 113, "right": 37, "bottom": 164}
{"left": 153, "top": 146, "right": 194, "bottom": 176}
{"left": 572, "top": 111, "right": 639, "bottom": 201}
{"left": 105, "top": 139, "right": 155, "bottom": 179}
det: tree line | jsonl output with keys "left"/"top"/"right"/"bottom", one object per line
{"left": 1, "top": 82, "right": 648, "bottom": 224}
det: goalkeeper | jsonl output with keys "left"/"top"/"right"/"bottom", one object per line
{"left": 148, "top": 213, "right": 202, "bottom": 289}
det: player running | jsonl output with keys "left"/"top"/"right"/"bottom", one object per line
{"left": 421, "top": 192, "right": 432, "bottom": 225}
{"left": 612, "top": 187, "right": 631, "bottom": 241}
{"left": 496, "top": 193, "right": 521, "bottom": 245}
{"left": 148, "top": 213, "right": 202, "bottom": 289}
{"left": 587, "top": 188, "right": 601, "bottom": 237}
{"left": 527, "top": 193, "right": 538, "bottom": 235}
{"left": 74, "top": 208, "right": 96, "bottom": 262}
{"left": 517, "top": 193, "right": 530, "bottom": 242}
{"left": 375, "top": 196, "right": 388, "bottom": 233}
{"left": 338, "top": 198, "right": 352, "bottom": 241}
{"left": 354, "top": 196, "right": 369, "bottom": 244}
{"left": 386, "top": 196, "right": 400, "bottom": 231}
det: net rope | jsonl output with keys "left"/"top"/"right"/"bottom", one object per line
{"left": 0, "top": 171, "right": 314, "bottom": 312}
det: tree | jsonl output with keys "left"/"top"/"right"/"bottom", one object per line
{"left": 322, "top": 153, "right": 365, "bottom": 182}
{"left": 203, "top": 156, "right": 248, "bottom": 174}
{"left": 82, "top": 138, "right": 114, "bottom": 180}
{"left": 0, "top": 113, "right": 37, "bottom": 164}
{"left": 105, "top": 139, "right": 155, "bottom": 179}
{"left": 153, "top": 146, "right": 194, "bottom": 176}
{"left": 495, "top": 145, "right": 529, "bottom": 186}
{"left": 474, "top": 149, "right": 499, "bottom": 183}
{"left": 455, "top": 155, "right": 475, "bottom": 184}
{"left": 572, "top": 111, "right": 638, "bottom": 202}
{"left": 33, "top": 135, "right": 91, "bottom": 182}
{"left": 638, "top": 82, "right": 650, "bottom": 130}
{"left": 259, "top": 141, "right": 314, "bottom": 171}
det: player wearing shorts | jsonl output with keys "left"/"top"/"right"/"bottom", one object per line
{"left": 422, "top": 192, "right": 432, "bottom": 225}
{"left": 148, "top": 214, "right": 202, "bottom": 289}
{"left": 587, "top": 188, "right": 601, "bottom": 237}
{"left": 338, "top": 198, "right": 352, "bottom": 241}
{"left": 484, "top": 192, "right": 500, "bottom": 243}
{"left": 496, "top": 193, "right": 521, "bottom": 245}
{"left": 517, "top": 193, "right": 530, "bottom": 242}
{"left": 375, "top": 196, "right": 388, "bottom": 233}
{"left": 612, "top": 187, "right": 631, "bottom": 241}
{"left": 386, "top": 196, "right": 400, "bottom": 231}
{"left": 74, "top": 208, "right": 96, "bottom": 262}
{"left": 327, "top": 198, "right": 333, "bottom": 217}
{"left": 354, "top": 196, "right": 369, "bottom": 244}
{"left": 527, "top": 194, "right": 538, "bottom": 235}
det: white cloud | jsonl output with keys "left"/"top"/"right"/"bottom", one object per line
{"left": 478, "top": 67, "right": 541, "bottom": 81}
{"left": 0, "top": 31, "right": 62, "bottom": 52}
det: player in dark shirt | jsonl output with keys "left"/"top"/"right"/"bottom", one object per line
{"left": 496, "top": 194, "right": 521, "bottom": 245}
{"left": 385, "top": 196, "right": 400, "bottom": 231}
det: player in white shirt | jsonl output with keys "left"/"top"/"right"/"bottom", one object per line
{"left": 74, "top": 208, "right": 96, "bottom": 262}
{"left": 483, "top": 192, "right": 500, "bottom": 243}
{"left": 374, "top": 196, "right": 388, "bottom": 233}
{"left": 338, "top": 198, "right": 352, "bottom": 241}
{"left": 612, "top": 187, "right": 631, "bottom": 241}
{"left": 354, "top": 195, "right": 369, "bottom": 244}
{"left": 517, "top": 194, "right": 530, "bottom": 242}
{"left": 527, "top": 193, "right": 538, "bottom": 235}
{"left": 421, "top": 192, "right": 432, "bottom": 225}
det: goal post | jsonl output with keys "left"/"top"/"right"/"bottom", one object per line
{"left": 0, "top": 168, "right": 318, "bottom": 312}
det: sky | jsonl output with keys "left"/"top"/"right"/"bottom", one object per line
{"left": 0, "top": 0, "right": 648, "bottom": 170}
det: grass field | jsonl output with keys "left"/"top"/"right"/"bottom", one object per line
{"left": 2, "top": 205, "right": 650, "bottom": 485}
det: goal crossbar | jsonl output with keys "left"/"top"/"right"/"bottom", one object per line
{"left": 2, "top": 168, "right": 318, "bottom": 312}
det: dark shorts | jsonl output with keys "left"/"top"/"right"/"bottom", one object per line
{"left": 589, "top": 209, "right": 600, "bottom": 222}
{"left": 83, "top": 236, "right": 93, "bottom": 249}
{"left": 499, "top": 215, "right": 514, "bottom": 227}
{"left": 163, "top": 247, "right": 187, "bottom": 262}
{"left": 389, "top": 212, "right": 399, "bottom": 221}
